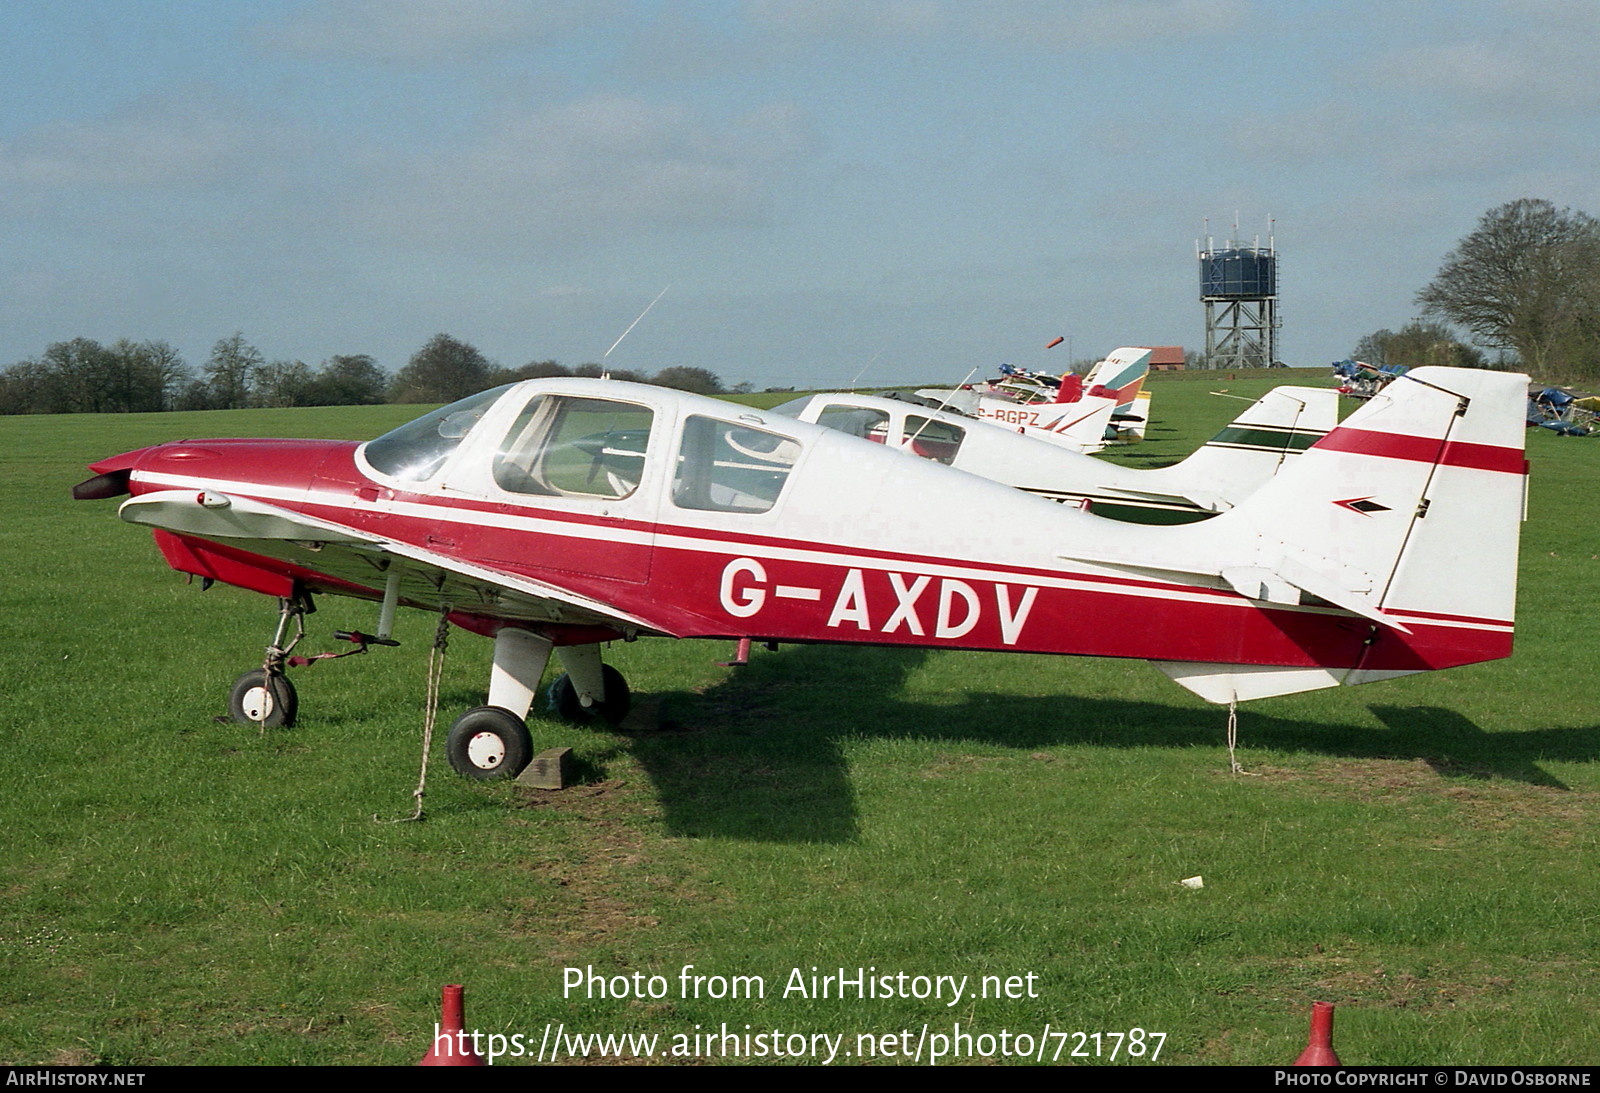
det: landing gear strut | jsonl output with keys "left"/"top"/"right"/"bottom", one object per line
{"left": 226, "top": 571, "right": 405, "bottom": 730}
{"left": 444, "top": 629, "right": 550, "bottom": 779}
{"left": 442, "top": 631, "right": 633, "bottom": 780}
{"left": 549, "top": 654, "right": 632, "bottom": 725}
{"left": 228, "top": 594, "right": 310, "bottom": 728}
{"left": 547, "top": 643, "right": 633, "bottom": 725}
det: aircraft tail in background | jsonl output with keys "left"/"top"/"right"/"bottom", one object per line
{"left": 1082, "top": 346, "right": 1152, "bottom": 411}
{"left": 1165, "top": 385, "right": 1338, "bottom": 507}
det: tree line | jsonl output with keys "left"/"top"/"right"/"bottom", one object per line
{"left": 13, "top": 196, "right": 1591, "bottom": 415}
{"left": 386, "top": 334, "right": 736, "bottom": 404}
{"left": 0, "top": 331, "right": 736, "bottom": 416}
{"left": 1354, "top": 198, "right": 1600, "bottom": 382}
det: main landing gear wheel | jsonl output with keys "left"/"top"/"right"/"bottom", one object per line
{"left": 446, "top": 706, "right": 533, "bottom": 780}
{"left": 549, "top": 664, "right": 632, "bottom": 725}
{"left": 229, "top": 669, "right": 298, "bottom": 728}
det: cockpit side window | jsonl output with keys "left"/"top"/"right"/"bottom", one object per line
{"left": 363, "top": 384, "right": 512, "bottom": 484}
{"left": 673, "top": 416, "right": 801, "bottom": 514}
{"left": 816, "top": 405, "right": 891, "bottom": 443}
{"left": 492, "top": 395, "right": 653, "bottom": 500}
{"left": 903, "top": 416, "right": 965, "bottom": 465}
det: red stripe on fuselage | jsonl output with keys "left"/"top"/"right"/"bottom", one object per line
{"left": 301, "top": 489, "right": 1253, "bottom": 605}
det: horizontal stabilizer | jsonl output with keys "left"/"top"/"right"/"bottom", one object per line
{"left": 1061, "top": 545, "right": 1408, "bottom": 631}
{"left": 1152, "top": 661, "right": 1422, "bottom": 703}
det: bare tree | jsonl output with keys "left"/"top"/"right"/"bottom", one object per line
{"left": 37, "top": 338, "right": 117, "bottom": 413}
{"left": 205, "top": 332, "right": 265, "bottom": 409}
{"left": 109, "top": 339, "right": 190, "bottom": 411}
{"left": 253, "top": 360, "right": 315, "bottom": 408}
{"left": 134, "top": 340, "right": 192, "bottom": 410}
{"left": 1416, "top": 199, "right": 1600, "bottom": 376}
{"left": 0, "top": 360, "right": 56, "bottom": 414}
{"left": 1351, "top": 321, "right": 1486, "bottom": 370}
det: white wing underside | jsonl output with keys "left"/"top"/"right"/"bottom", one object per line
{"left": 118, "top": 489, "right": 667, "bottom": 634}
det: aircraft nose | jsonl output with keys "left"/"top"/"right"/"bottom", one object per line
{"left": 73, "top": 446, "right": 154, "bottom": 500}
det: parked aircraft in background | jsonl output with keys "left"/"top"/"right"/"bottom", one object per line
{"left": 75, "top": 367, "right": 1526, "bottom": 780}
{"left": 918, "top": 347, "right": 1153, "bottom": 451}
{"left": 771, "top": 384, "right": 1338, "bottom": 523}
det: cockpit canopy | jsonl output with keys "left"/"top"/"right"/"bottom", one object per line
{"left": 361, "top": 381, "right": 806, "bottom": 515}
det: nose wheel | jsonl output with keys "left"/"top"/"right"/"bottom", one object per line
{"left": 229, "top": 669, "right": 298, "bottom": 728}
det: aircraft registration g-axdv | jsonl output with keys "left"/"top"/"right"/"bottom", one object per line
{"left": 74, "top": 366, "right": 1528, "bottom": 781}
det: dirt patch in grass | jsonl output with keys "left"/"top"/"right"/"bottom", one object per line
{"left": 505, "top": 780, "right": 699, "bottom": 963}
{"left": 917, "top": 752, "right": 1006, "bottom": 779}
{"left": 1303, "top": 962, "right": 1525, "bottom": 1012}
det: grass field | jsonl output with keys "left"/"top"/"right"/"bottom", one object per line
{"left": 2, "top": 370, "right": 1596, "bottom": 1066}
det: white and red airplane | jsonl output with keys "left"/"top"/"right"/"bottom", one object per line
{"left": 770, "top": 384, "right": 1339, "bottom": 523}
{"left": 74, "top": 366, "right": 1526, "bottom": 780}
{"left": 917, "top": 346, "right": 1154, "bottom": 452}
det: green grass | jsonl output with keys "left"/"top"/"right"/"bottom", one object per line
{"left": 1, "top": 373, "right": 1597, "bottom": 1066}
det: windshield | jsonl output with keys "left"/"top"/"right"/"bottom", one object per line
{"left": 769, "top": 396, "right": 813, "bottom": 418}
{"left": 362, "top": 385, "right": 512, "bottom": 483}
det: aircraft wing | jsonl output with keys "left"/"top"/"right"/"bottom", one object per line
{"left": 117, "top": 489, "right": 675, "bottom": 635}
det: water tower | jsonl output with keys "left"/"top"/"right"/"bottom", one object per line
{"left": 1198, "top": 221, "right": 1280, "bottom": 369}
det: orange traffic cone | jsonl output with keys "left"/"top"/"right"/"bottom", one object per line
{"left": 1292, "top": 1001, "right": 1341, "bottom": 1066}
{"left": 419, "top": 984, "right": 487, "bottom": 1066}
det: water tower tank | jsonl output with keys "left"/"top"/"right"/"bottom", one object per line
{"left": 1200, "top": 247, "right": 1276, "bottom": 299}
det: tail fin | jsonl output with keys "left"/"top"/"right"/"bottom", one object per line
{"left": 1029, "top": 395, "right": 1116, "bottom": 453}
{"left": 1141, "top": 385, "right": 1339, "bottom": 510}
{"left": 1111, "top": 389, "right": 1153, "bottom": 440}
{"left": 1083, "top": 347, "right": 1152, "bottom": 410}
{"left": 1067, "top": 367, "right": 1528, "bottom": 701}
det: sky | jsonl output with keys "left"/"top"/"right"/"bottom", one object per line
{"left": 2, "top": 0, "right": 1597, "bottom": 390}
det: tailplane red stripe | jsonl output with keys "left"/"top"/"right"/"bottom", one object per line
{"left": 1314, "top": 428, "right": 1525, "bottom": 474}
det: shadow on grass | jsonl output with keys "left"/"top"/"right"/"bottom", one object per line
{"left": 621, "top": 644, "right": 1598, "bottom": 843}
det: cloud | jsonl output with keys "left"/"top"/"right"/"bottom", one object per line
{"left": 351, "top": 95, "right": 815, "bottom": 252}
{"left": 0, "top": 92, "right": 286, "bottom": 192}
{"left": 1224, "top": 104, "right": 1373, "bottom": 168}
{"left": 745, "top": 0, "right": 1247, "bottom": 46}
{"left": 259, "top": 0, "right": 618, "bottom": 63}
{"left": 1374, "top": 3, "right": 1600, "bottom": 112}
{"left": 744, "top": 0, "right": 949, "bottom": 39}
{"left": 965, "top": 0, "right": 1249, "bottom": 46}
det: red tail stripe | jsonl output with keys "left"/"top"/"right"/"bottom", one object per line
{"left": 1390, "top": 607, "right": 1513, "bottom": 627}
{"left": 1314, "top": 428, "right": 1526, "bottom": 474}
